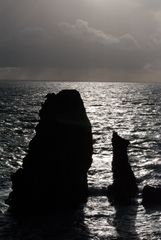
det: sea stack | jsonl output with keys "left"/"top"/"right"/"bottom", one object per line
{"left": 107, "top": 132, "right": 138, "bottom": 203}
{"left": 6, "top": 90, "right": 93, "bottom": 213}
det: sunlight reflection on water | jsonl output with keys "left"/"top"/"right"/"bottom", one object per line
{"left": 0, "top": 81, "right": 161, "bottom": 239}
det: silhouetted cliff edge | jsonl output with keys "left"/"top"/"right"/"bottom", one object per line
{"left": 6, "top": 90, "right": 93, "bottom": 213}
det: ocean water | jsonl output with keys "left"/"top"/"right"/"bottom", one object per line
{"left": 0, "top": 80, "right": 161, "bottom": 239}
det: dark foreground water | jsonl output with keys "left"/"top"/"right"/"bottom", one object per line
{"left": 0, "top": 80, "right": 161, "bottom": 239}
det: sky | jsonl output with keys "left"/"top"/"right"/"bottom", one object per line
{"left": 1, "top": 0, "right": 161, "bottom": 82}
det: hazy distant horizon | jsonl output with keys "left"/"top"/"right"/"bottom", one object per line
{"left": 1, "top": 78, "right": 161, "bottom": 84}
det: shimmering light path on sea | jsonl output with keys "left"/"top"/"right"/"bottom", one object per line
{"left": 0, "top": 80, "right": 161, "bottom": 239}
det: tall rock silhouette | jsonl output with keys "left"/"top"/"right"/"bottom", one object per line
{"left": 6, "top": 90, "right": 93, "bottom": 213}
{"left": 107, "top": 132, "right": 138, "bottom": 203}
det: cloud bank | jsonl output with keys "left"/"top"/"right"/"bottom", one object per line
{"left": 1, "top": 0, "right": 161, "bottom": 81}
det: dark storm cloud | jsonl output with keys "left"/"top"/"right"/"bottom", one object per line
{"left": 1, "top": 0, "right": 161, "bottom": 81}
{"left": 0, "top": 18, "right": 142, "bottom": 69}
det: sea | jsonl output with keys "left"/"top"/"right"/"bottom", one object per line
{"left": 0, "top": 80, "right": 161, "bottom": 239}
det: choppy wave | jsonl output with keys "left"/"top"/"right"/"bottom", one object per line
{"left": 0, "top": 80, "right": 161, "bottom": 239}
